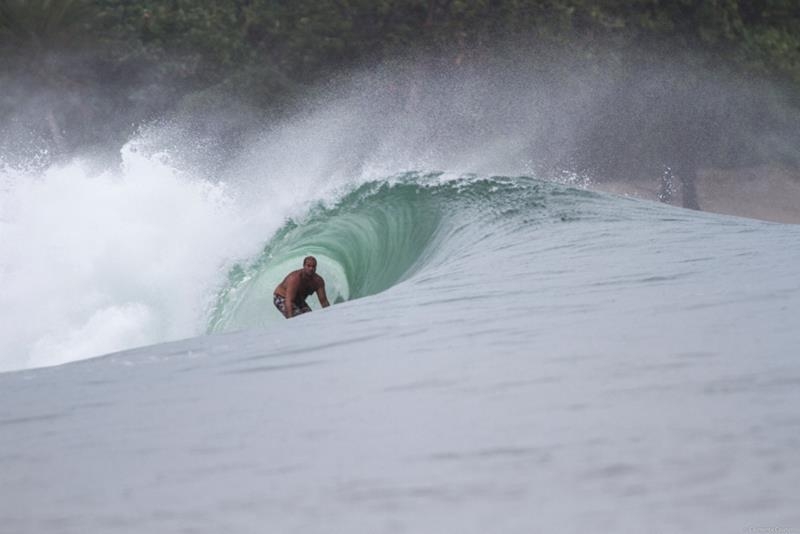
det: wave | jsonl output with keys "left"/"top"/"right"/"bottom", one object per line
{"left": 0, "top": 135, "right": 758, "bottom": 373}
{"left": 206, "top": 172, "right": 597, "bottom": 332}
{"left": 0, "top": 145, "right": 263, "bottom": 371}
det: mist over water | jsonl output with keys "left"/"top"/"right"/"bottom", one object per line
{"left": 1, "top": 55, "right": 798, "bottom": 371}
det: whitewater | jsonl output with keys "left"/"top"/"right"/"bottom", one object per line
{"left": 2, "top": 82, "right": 800, "bottom": 532}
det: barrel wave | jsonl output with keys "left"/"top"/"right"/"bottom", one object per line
{"left": 207, "top": 173, "right": 557, "bottom": 332}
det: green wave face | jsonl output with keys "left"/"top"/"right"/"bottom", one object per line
{"left": 207, "top": 173, "right": 563, "bottom": 332}
{"left": 208, "top": 174, "right": 448, "bottom": 331}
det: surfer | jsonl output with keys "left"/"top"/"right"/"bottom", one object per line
{"left": 273, "top": 256, "right": 330, "bottom": 319}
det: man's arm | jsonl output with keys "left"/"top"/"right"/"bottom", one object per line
{"left": 284, "top": 273, "right": 299, "bottom": 318}
{"left": 316, "top": 279, "right": 330, "bottom": 308}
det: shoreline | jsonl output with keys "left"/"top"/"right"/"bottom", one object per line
{"left": 590, "top": 165, "right": 800, "bottom": 225}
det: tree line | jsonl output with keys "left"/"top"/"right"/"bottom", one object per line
{"left": 2, "top": 0, "right": 800, "bottom": 208}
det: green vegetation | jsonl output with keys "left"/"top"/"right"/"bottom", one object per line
{"left": 2, "top": 1, "right": 800, "bottom": 208}
{"left": 4, "top": 1, "right": 800, "bottom": 110}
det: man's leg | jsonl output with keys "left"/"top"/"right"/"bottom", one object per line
{"left": 274, "top": 295, "right": 290, "bottom": 317}
{"left": 275, "top": 295, "right": 311, "bottom": 318}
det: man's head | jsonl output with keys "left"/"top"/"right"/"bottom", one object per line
{"left": 302, "top": 256, "right": 317, "bottom": 277}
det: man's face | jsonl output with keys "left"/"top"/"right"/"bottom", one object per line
{"left": 302, "top": 259, "right": 317, "bottom": 277}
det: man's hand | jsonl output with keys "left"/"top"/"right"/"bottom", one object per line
{"left": 317, "top": 281, "right": 330, "bottom": 308}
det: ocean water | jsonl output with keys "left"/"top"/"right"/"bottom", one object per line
{"left": 1, "top": 140, "right": 800, "bottom": 533}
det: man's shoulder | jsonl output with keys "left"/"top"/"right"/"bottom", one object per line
{"left": 284, "top": 270, "right": 302, "bottom": 283}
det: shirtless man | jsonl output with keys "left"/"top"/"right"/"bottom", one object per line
{"left": 273, "top": 256, "right": 330, "bottom": 319}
